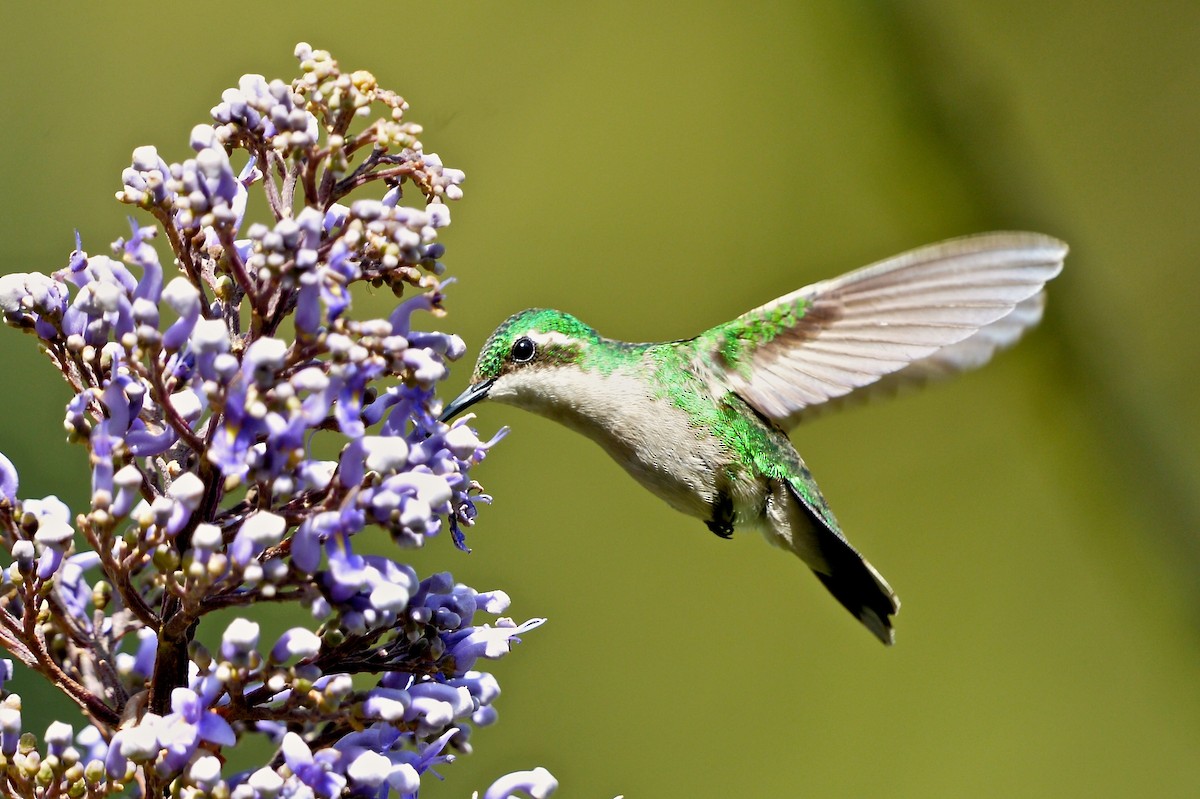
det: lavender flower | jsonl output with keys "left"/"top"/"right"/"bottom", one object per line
{"left": 0, "top": 44, "right": 554, "bottom": 798}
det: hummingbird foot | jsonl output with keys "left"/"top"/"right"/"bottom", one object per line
{"left": 706, "top": 492, "right": 734, "bottom": 539}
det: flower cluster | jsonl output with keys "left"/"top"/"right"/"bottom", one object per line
{"left": 0, "top": 44, "right": 552, "bottom": 798}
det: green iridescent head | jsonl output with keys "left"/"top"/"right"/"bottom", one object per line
{"left": 472, "top": 309, "right": 599, "bottom": 380}
{"left": 440, "top": 308, "right": 600, "bottom": 421}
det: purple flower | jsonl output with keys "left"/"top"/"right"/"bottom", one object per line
{"left": 119, "top": 146, "right": 173, "bottom": 208}
{"left": 269, "top": 627, "right": 321, "bottom": 663}
{"left": 0, "top": 43, "right": 550, "bottom": 799}
{"left": 0, "top": 704, "right": 19, "bottom": 757}
{"left": 129, "top": 628, "right": 159, "bottom": 680}
{"left": 445, "top": 617, "right": 547, "bottom": 673}
{"left": 43, "top": 720, "right": 73, "bottom": 758}
{"left": 220, "top": 618, "right": 261, "bottom": 665}
{"left": 482, "top": 767, "right": 559, "bottom": 799}
{"left": 0, "top": 271, "right": 68, "bottom": 341}
{"left": 56, "top": 551, "right": 101, "bottom": 623}
{"left": 189, "top": 756, "right": 223, "bottom": 792}
{"left": 282, "top": 732, "right": 347, "bottom": 798}
{"left": 229, "top": 511, "right": 286, "bottom": 566}
{"left": 154, "top": 687, "right": 237, "bottom": 774}
{"left": 24, "top": 496, "right": 74, "bottom": 580}
{"left": 407, "top": 681, "right": 473, "bottom": 736}
{"left": 0, "top": 453, "right": 18, "bottom": 503}
{"left": 161, "top": 277, "right": 201, "bottom": 351}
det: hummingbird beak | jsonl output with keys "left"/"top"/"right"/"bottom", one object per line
{"left": 440, "top": 378, "right": 495, "bottom": 422}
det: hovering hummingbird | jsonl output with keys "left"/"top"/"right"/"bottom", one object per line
{"left": 442, "top": 232, "right": 1067, "bottom": 644}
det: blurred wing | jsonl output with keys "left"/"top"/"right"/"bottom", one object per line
{"left": 782, "top": 291, "right": 1048, "bottom": 424}
{"left": 705, "top": 232, "right": 1067, "bottom": 429}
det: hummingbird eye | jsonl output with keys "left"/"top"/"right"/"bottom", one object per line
{"left": 510, "top": 336, "right": 536, "bottom": 363}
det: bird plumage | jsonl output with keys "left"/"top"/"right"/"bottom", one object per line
{"left": 442, "top": 232, "right": 1067, "bottom": 644}
{"left": 697, "top": 231, "right": 1066, "bottom": 427}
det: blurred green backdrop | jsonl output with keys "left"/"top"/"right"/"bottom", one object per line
{"left": 2, "top": 2, "right": 1198, "bottom": 796}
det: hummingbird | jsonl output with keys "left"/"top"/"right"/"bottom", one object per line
{"left": 442, "top": 232, "right": 1067, "bottom": 644}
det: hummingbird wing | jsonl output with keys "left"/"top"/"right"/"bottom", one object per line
{"left": 783, "top": 290, "right": 1050, "bottom": 423}
{"left": 704, "top": 232, "right": 1067, "bottom": 428}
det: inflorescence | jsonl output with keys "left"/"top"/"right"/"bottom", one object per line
{"left": 0, "top": 44, "right": 553, "bottom": 799}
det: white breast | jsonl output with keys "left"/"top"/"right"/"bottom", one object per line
{"left": 489, "top": 365, "right": 759, "bottom": 520}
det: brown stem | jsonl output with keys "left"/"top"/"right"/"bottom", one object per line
{"left": 342, "top": 124, "right": 383, "bottom": 159}
{"left": 252, "top": 143, "right": 286, "bottom": 220}
{"left": 78, "top": 515, "right": 158, "bottom": 629}
{"left": 330, "top": 162, "right": 421, "bottom": 205}
{"left": 147, "top": 463, "right": 221, "bottom": 716}
{"left": 23, "top": 582, "right": 120, "bottom": 726}
{"left": 218, "top": 226, "right": 268, "bottom": 329}
{"left": 0, "top": 609, "right": 37, "bottom": 665}
{"left": 199, "top": 586, "right": 307, "bottom": 613}
{"left": 281, "top": 161, "right": 300, "bottom": 214}
{"left": 302, "top": 153, "right": 321, "bottom": 208}
{"left": 150, "top": 207, "right": 214, "bottom": 317}
{"left": 145, "top": 350, "right": 206, "bottom": 454}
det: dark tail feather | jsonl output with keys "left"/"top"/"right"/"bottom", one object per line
{"left": 769, "top": 476, "right": 901, "bottom": 644}
{"left": 811, "top": 534, "right": 900, "bottom": 645}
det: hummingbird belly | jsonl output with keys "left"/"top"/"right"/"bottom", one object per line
{"left": 603, "top": 414, "right": 766, "bottom": 524}
{"left": 500, "top": 366, "right": 768, "bottom": 525}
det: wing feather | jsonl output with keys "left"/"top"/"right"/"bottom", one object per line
{"left": 705, "top": 232, "right": 1066, "bottom": 428}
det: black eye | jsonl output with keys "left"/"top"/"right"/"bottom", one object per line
{"left": 511, "top": 336, "right": 536, "bottom": 363}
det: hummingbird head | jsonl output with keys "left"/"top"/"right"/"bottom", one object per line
{"left": 440, "top": 308, "right": 600, "bottom": 422}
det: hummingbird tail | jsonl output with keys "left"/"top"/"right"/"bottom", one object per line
{"left": 810, "top": 555, "right": 899, "bottom": 646}
{"left": 768, "top": 479, "right": 900, "bottom": 644}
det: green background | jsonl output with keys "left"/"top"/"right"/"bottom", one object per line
{"left": 2, "top": 2, "right": 1198, "bottom": 796}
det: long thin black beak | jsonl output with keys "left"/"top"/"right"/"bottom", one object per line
{"left": 440, "top": 378, "right": 495, "bottom": 422}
